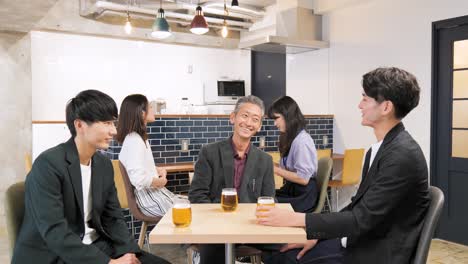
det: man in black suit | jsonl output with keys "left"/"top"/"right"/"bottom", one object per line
{"left": 189, "top": 95, "right": 276, "bottom": 264}
{"left": 257, "top": 67, "right": 430, "bottom": 264}
{"left": 12, "top": 90, "right": 169, "bottom": 264}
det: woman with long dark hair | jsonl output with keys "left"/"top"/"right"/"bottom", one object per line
{"left": 268, "top": 96, "right": 318, "bottom": 213}
{"left": 117, "top": 94, "right": 175, "bottom": 217}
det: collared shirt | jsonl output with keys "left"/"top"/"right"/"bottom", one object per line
{"left": 230, "top": 138, "right": 251, "bottom": 193}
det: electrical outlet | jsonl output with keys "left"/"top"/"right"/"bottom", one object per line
{"left": 323, "top": 135, "right": 328, "bottom": 145}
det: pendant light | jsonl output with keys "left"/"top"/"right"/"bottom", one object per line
{"left": 124, "top": 1, "right": 132, "bottom": 34}
{"left": 190, "top": 1, "right": 209, "bottom": 35}
{"left": 231, "top": 0, "right": 239, "bottom": 7}
{"left": 124, "top": 12, "right": 132, "bottom": 34}
{"left": 151, "top": 0, "right": 172, "bottom": 39}
{"left": 221, "top": 0, "right": 228, "bottom": 38}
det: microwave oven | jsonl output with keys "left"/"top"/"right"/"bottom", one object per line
{"left": 217, "top": 80, "right": 245, "bottom": 99}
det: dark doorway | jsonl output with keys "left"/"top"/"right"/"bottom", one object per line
{"left": 251, "top": 51, "right": 286, "bottom": 110}
{"left": 431, "top": 15, "right": 468, "bottom": 245}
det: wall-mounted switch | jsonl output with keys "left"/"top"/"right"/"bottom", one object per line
{"left": 259, "top": 136, "right": 266, "bottom": 148}
{"left": 181, "top": 139, "right": 189, "bottom": 152}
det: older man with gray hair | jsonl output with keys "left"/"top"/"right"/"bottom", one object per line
{"left": 189, "top": 95, "right": 276, "bottom": 264}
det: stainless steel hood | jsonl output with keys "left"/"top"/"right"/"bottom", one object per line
{"left": 238, "top": 35, "right": 328, "bottom": 54}
{"left": 238, "top": 6, "right": 329, "bottom": 54}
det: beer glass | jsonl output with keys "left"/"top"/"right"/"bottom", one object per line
{"left": 256, "top": 196, "right": 275, "bottom": 218}
{"left": 221, "top": 188, "right": 238, "bottom": 212}
{"left": 172, "top": 197, "right": 192, "bottom": 227}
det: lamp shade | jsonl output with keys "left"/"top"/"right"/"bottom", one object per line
{"left": 151, "top": 8, "right": 172, "bottom": 39}
{"left": 190, "top": 6, "right": 209, "bottom": 35}
{"left": 231, "top": 0, "right": 239, "bottom": 6}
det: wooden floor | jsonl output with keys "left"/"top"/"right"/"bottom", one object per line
{"left": 1, "top": 235, "right": 467, "bottom": 263}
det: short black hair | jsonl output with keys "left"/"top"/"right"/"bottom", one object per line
{"left": 65, "top": 90, "right": 118, "bottom": 137}
{"left": 268, "top": 96, "right": 306, "bottom": 157}
{"left": 362, "top": 67, "right": 420, "bottom": 119}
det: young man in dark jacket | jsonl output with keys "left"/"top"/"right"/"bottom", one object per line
{"left": 257, "top": 67, "right": 430, "bottom": 264}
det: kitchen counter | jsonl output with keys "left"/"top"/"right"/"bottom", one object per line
{"left": 159, "top": 153, "right": 343, "bottom": 173}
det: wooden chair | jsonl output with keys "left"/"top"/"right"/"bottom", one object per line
{"left": 328, "top": 148, "right": 365, "bottom": 211}
{"left": 317, "top": 149, "right": 332, "bottom": 160}
{"left": 111, "top": 160, "right": 128, "bottom": 209}
{"left": 268, "top": 152, "right": 284, "bottom": 189}
{"left": 25, "top": 153, "right": 32, "bottom": 173}
{"left": 313, "top": 157, "right": 333, "bottom": 213}
{"left": 118, "top": 161, "right": 162, "bottom": 248}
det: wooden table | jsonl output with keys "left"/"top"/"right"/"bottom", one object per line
{"left": 149, "top": 203, "right": 306, "bottom": 264}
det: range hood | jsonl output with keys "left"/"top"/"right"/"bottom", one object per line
{"left": 239, "top": 6, "right": 329, "bottom": 54}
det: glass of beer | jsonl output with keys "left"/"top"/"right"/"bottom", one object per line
{"left": 221, "top": 188, "right": 238, "bottom": 212}
{"left": 172, "top": 197, "right": 192, "bottom": 227}
{"left": 257, "top": 196, "right": 275, "bottom": 218}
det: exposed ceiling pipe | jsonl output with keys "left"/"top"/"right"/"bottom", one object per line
{"left": 201, "top": 1, "right": 265, "bottom": 17}
{"left": 93, "top": 2, "right": 253, "bottom": 29}
{"left": 152, "top": 0, "right": 265, "bottom": 18}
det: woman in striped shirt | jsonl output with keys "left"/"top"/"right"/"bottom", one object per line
{"left": 116, "top": 94, "right": 175, "bottom": 217}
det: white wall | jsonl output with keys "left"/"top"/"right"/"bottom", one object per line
{"left": 31, "top": 31, "right": 251, "bottom": 120}
{"left": 299, "top": 0, "right": 468, "bottom": 210}
{"left": 286, "top": 49, "right": 330, "bottom": 114}
{"left": 326, "top": 0, "right": 468, "bottom": 157}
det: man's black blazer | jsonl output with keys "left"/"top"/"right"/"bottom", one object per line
{"left": 306, "top": 123, "right": 430, "bottom": 264}
{"left": 188, "top": 138, "right": 275, "bottom": 203}
{"left": 12, "top": 138, "right": 140, "bottom": 264}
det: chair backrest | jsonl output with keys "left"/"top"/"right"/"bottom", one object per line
{"left": 341, "top": 148, "right": 365, "bottom": 185}
{"left": 317, "top": 149, "right": 332, "bottom": 160}
{"left": 313, "top": 157, "right": 333, "bottom": 213}
{"left": 25, "top": 154, "right": 32, "bottom": 173}
{"left": 112, "top": 160, "right": 129, "bottom": 208}
{"left": 5, "top": 181, "right": 25, "bottom": 257}
{"left": 118, "top": 161, "right": 162, "bottom": 223}
{"left": 268, "top": 152, "right": 284, "bottom": 189}
{"left": 412, "top": 186, "right": 445, "bottom": 264}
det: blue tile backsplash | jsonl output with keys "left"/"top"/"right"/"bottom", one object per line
{"left": 106, "top": 116, "right": 333, "bottom": 165}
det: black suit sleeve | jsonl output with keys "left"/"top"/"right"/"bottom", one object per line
{"left": 100, "top": 160, "right": 140, "bottom": 256}
{"left": 189, "top": 145, "right": 213, "bottom": 203}
{"left": 305, "top": 151, "right": 420, "bottom": 240}
{"left": 26, "top": 156, "right": 110, "bottom": 264}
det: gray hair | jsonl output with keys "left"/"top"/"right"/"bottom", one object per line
{"left": 233, "top": 95, "right": 265, "bottom": 115}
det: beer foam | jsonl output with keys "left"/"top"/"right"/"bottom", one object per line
{"left": 173, "top": 204, "right": 191, "bottom": 209}
{"left": 222, "top": 191, "right": 237, "bottom": 196}
{"left": 258, "top": 199, "right": 274, "bottom": 204}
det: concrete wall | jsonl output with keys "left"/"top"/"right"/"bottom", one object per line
{"left": 0, "top": 31, "right": 32, "bottom": 234}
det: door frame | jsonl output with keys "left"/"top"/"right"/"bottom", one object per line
{"left": 430, "top": 15, "right": 468, "bottom": 187}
